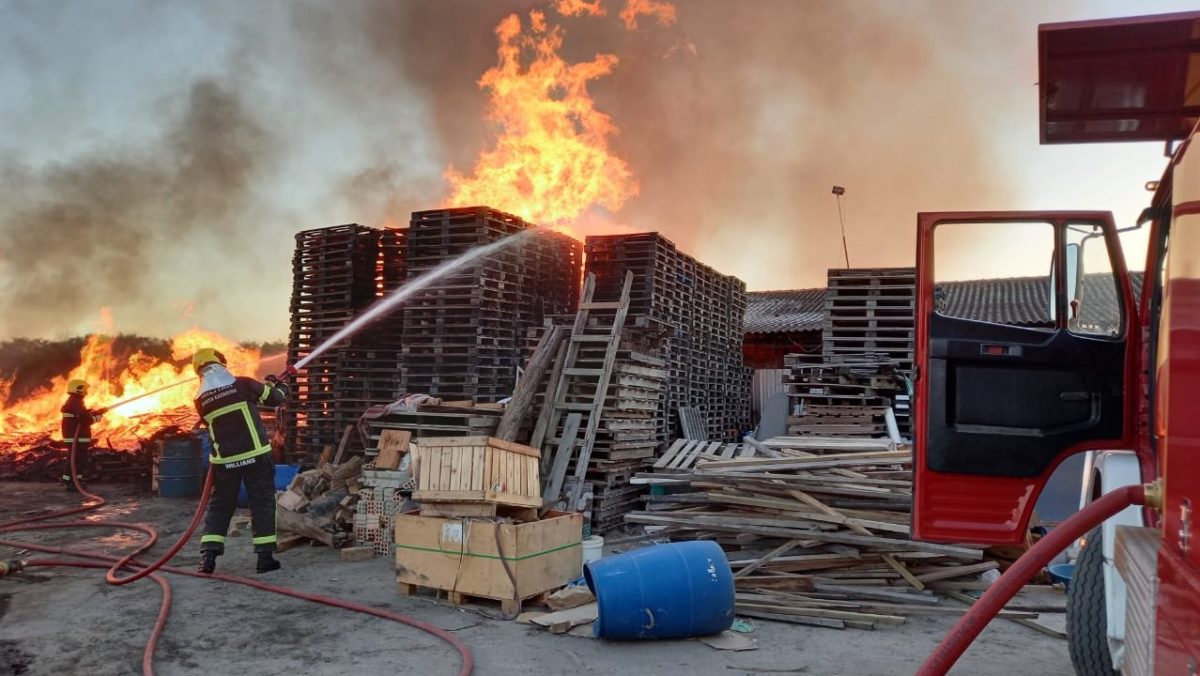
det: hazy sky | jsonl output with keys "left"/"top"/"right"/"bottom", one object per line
{"left": 0, "top": 0, "right": 1192, "bottom": 341}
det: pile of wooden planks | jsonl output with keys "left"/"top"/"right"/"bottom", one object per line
{"left": 626, "top": 439, "right": 1021, "bottom": 630}
{"left": 784, "top": 354, "right": 907, "bottom": 439}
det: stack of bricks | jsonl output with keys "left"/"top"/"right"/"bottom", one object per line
{"left": 399, "top": 207, "right": 581, "bottom": 403}
{"left": 584, "top": 232, "right": 750, "bottom": 444}
{"left": 285, "top": 225, "right": 407, "bottom": 462}
{"left": 352, "top": 467, "right": 411, "bottom": 556}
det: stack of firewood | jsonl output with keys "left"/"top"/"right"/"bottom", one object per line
{"left": 275, "top": 456, "right": 363, "bottom": 549}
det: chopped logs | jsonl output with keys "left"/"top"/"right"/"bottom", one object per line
{"left": 626, "top": 439, "right": 1020, "bottom": 630}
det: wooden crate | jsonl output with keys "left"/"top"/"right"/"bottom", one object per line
{"left": 413, "top": 436, "right": 542, "bottom": 509}
{"left": 394, "top": 511, "right": 583, "bottom": 608}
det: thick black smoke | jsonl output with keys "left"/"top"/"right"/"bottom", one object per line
{"left": 0, "top": 78, "right": 274, "bottom": 336}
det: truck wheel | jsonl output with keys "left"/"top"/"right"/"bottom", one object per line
{"left": 1067, "top": 527, "right": 1117, "bottom": 676}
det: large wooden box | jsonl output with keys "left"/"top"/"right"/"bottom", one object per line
{"left": 413, "top": 436, "right": 542, "bottom": 509}
{"left": 394, "top": 511, "right": 583, "bottom": 604}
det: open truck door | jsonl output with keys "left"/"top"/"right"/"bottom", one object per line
{"left": 912, "top": 212, "right": 1139, "bottom": 544}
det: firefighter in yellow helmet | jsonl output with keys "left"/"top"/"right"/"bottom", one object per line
{"left": 192, "top": 347, "right": 288, "bottom": 574}
{"left": 61, "top": 379, "right": 104, "bottom": 491}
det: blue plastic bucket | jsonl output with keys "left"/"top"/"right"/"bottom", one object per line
{"left": 157, "top": 436, "right": 203, "bottom": 498}
{"left": 584, "top": 540, "right": 734, "bottom": 640}
{"left": 237, "top": 462, "right": 297, "bottom": 507}
{"left": 1049, "top": 562, "right": 1075, "bottom": 589}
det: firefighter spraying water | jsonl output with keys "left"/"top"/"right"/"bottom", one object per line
{"left": 0, "top": 228, "right": 538, "bottom": 674}
{"left": 59, "top": 379, "right": 104, "bottom": 491}
{"left": 192, "top": 348, "right": 287, "bottom": 574}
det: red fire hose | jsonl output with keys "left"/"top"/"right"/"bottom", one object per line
{"left": 0, "top": 438, "right": 474, "bottom": 676}
{"left": 916, "top": 484, "right": 1148, "bottom": 676}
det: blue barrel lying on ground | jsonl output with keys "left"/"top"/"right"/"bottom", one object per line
{"left": 584, "top": 540, "right": 735, "bottom": 640}
{"left": 157, "top": 436, "right": 204, "bottom": 498}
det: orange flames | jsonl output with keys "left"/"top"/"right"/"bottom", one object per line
{"left": 0, "top": 329, "right": 260, "bottom": 451}
{"left": 444, "top": 3, "right": 680, "bottom": 229}
{"left": 619, "top": 0, "right": 676, "bottom": 29}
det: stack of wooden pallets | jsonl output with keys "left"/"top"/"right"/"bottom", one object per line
{"left": 783, "top": 354, "right": 905, "bottom": 439}
{"left": 400, "top": 207, "right": 580, "bottom": 403}
{"left": 822, "top": 267, "right": 916, "bottom": 372}
{"left": 359, "top": 403, "right": 502, "bottom": 465}
{"left": 584, "top": 232, "right": 750, "bottom": 444}
{"left": 285, "top": 224, "right": 407, "bottom": 461}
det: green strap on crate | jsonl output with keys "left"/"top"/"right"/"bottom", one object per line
{"left": 394, "top": 540, "right": 580, "bottom": 561}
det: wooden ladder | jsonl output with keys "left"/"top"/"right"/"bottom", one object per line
{"left": 536, "top": 271, "right": 634, "bottom": 509}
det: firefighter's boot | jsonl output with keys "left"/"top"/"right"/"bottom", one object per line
{"left": 256, "top": 552, "right": 281, "bottom": 574}
{"left": 199, "top": 552, "right": 217, "bottom": 574}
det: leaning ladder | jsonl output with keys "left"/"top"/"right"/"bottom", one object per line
{"left": 538, "top": 271, "right": 634, "bottom": 509}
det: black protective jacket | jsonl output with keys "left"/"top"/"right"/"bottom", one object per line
{"left": 194, "top": 377, "right": 287, "bottom": 467}
{"left": 61, "top": 393, "right": 97, "bottom": 443}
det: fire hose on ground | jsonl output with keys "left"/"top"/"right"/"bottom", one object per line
{"left": 0, "top": 412, "right": 474, "bottom": 676}
{"left": 915, "top": 482, "right": 1155, "bottom": 676}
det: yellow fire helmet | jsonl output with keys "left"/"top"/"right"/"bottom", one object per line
{"left": 66, "top": 379, "right": 88, "bottom": 395}
{"left": 192, "top": 347, "right": 228, "bottom": 374}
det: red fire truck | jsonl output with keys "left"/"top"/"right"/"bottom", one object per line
{"left": 912, "top": 11, "right": 1199, "bottom": 676}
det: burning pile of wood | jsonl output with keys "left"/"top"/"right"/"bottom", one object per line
{"left": 625, "top": 437, "right": 1031, "bottom": 631}
{"left": 0, "top": 421, "right": 191, "bottom": 482}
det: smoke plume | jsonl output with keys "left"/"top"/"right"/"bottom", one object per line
{"left": 0, "top": 78, "right": 275, "bottom": 337}
{"left": 0, "top": 0, "right": 1059, "bottom": 341}
{"left": 338, "top": 0, "right": 1027, "bottom": 290}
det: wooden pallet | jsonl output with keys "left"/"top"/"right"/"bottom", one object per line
{"left": 395, "top": 580, "right": 548, "bottom": 616}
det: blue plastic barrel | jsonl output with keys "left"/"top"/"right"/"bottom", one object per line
{"left": 275, "top": 464, "right": 299, "bottom": 490}
{"left": 238, "top": 462, "right": 297, "bottom": 507}
{"left": 157, "top": 436, "right": 203, "bottom": 498}
{"left": 585, "top": 540, "right": 734, "bottom": 640}
{"left": 194, "top": 430, "right": 212, "bottom": 475}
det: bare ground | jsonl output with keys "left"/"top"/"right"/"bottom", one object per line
{"left": 0, "top": 482, "right": 1071, "bottom": 676}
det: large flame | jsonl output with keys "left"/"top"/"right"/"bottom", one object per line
{"left": 0, "top": 328, "right": 260, "bottom": 451}
{"left": 444, "top": 9, "right": 639, "bottom": 228}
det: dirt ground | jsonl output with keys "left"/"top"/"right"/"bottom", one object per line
{"left": 0, "top": 482, "right": 1072, "bottom": 676}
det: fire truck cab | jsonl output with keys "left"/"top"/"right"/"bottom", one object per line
{"left": 911, "top": 11, "right": 1200, "bottom": 675}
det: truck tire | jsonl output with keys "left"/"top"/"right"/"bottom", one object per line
{"left": 1067, "top": 527, "right": 1117, "bottom": 676}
